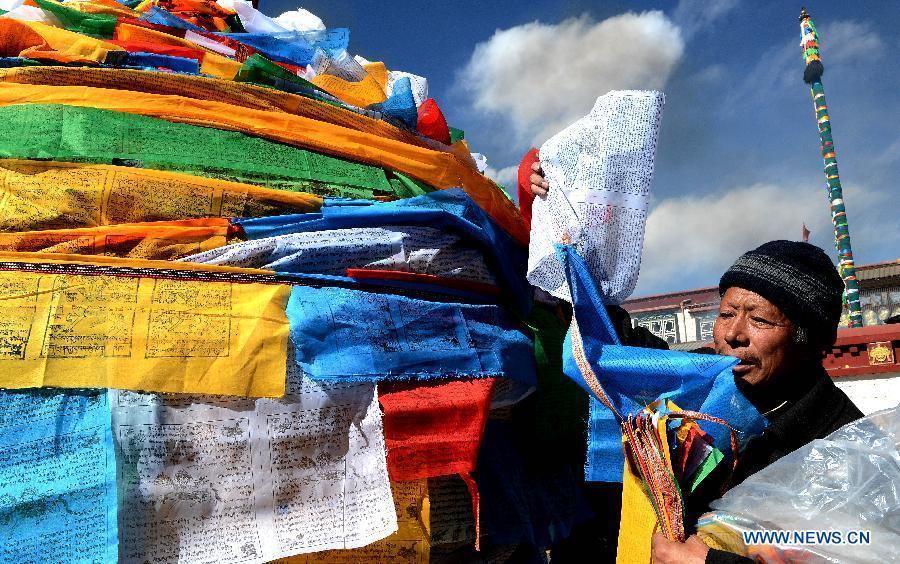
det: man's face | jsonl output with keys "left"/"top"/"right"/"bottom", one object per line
{"left": 713, "top": 287, "right": 799, "bottom": 390}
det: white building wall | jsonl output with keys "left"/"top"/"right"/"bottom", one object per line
{"left": 682, "top": 309, "right": 697, "bottom": 343}
{"left": 834, "top": 373, "right": 900, "bottom": 415}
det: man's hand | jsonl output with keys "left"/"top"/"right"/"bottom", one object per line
{"left": 651, "top": 533, "right": 710, "bottom": 564}
{"left": 529, "top": 160, "right": 549, "bottom": 198}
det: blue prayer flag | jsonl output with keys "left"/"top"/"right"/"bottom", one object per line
{"left": 555, "top": 244, "right": 766, "bottom": 482}
{"left": 287, "top": 284, "right": 536, "bottom": 384}
{"left": 0, "top": 389, "right": 117, "bottom": 562}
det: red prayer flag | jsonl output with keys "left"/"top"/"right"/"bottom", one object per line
{"left": 517, "top": 147, "right": 539, "bottom": 230}
{"left": 416, "top": 98, "right": 452, "bottom": 145}
{"left": 378, "top": 378, "right": 496, "bottom": 481}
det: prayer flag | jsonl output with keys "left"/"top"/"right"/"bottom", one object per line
{"left": 0, "top": 252, "right": 290, "bottom": 396}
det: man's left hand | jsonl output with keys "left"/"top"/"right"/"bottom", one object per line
{"left": 651, "top": 533, "right": 710, "bottom": 564}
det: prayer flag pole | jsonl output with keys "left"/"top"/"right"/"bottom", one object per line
{"left": 799, "top": 7, "right": 862, "bottom": 327}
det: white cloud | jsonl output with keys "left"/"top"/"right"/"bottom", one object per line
{"left": 273, "top": 6, "right": 325, "bottom": 31}
{"left": 483, "top": 164, "right": 518, "bottom": 192}
{"left": 692, "top": 63, "right": 726, "bottom": 84}
{"left": 673, "top": 0, "right": 738, "bottom": 39}
{"left": 835, "top": 184, "right": 900, "bottom": 266}
{"left": 639, "top": 183, "right": 828, "bottom": 292}
{"left": 876, "top": 136, "right": 900, "bottom": 166}
{"left": 819, "top": 21, "right": 884, "bottom": 65}
{"left": 458, "top": 12, "right": 684, "bottom": 147}
{"left": 634, "top": 181, "right": 899, "bottom": 295}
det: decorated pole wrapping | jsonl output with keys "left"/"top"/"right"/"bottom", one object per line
{"left": 799, "top": 7, "right": 862, "bottom": 327}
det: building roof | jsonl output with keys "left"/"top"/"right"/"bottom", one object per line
{"left": 856, "top": 259, "right": 900, "bottom": 289}
{"left": 623, "top": 286, "right": 720, "bottom": 314}
{"left": 670, "top": 340, "right": 713, "bottom": 352}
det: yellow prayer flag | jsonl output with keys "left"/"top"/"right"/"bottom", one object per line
{"left": 362, "top": 62, "right": 389, "bottom": 91}
{"left": 0, "top": 159, "right": 321, "bottom": 232}
{"left": 0, "top": 219, "right": 232, "bottom": 260}
{"left": 63, "top": 0, "right": 139, "bottom": 17}
{"left": 616, "top": 455, "right": 658, "bottom": 564}
{"left": 0, "top": 252, "right": 290, "bottom": 397}
{"left": 312, "top": 68, "right": 388, "bottom": 108}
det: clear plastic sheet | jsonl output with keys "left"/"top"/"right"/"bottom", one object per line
{"left": 698, "top": 404, "right": 900, "bottom": 563}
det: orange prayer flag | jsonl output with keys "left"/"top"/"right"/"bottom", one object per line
{"left": 0, "top": 19, "right": 123, "bottom": 63}
{"left": 0, "top": 66, "right": 430, "bottom": 147}
{"left": 114, "top": 22, "right": 241, "bottom": 78}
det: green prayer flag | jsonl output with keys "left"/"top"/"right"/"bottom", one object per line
{"left": 390, "top": 172, "right": 432, "bottom": 198}
{"left": 449, "top": 126, "right": 465, "bottom": 144}
{"left": 688, "top": 447, "right": 724, "bottom": 493}
{"left": 235, "top": 54, "right": 331, "bottom": 101}
{"left": 0, "top": 104, "right": 411, "bottom": 199}
{"left": 33, "top": 0, "right": 118, "bottom": 38}
{"left": 514, "top": 305, "right": 589, "bottom": 465}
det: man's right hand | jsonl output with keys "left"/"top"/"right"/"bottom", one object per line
{"left": 529, "top": 160, "right": 549, "bottom": 198}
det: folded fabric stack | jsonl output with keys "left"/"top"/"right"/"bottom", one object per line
{"left": 0, "top": 2, "right": 578, "bottom": 562}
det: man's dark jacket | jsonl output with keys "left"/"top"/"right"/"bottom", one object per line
{"left": 701, "top": 366, "right": 863, "bottom": 564}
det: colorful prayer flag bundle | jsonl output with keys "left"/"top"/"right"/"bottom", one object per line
{"left": 555, "top": 243, "right": 767, "bottom": 562}
{"left": 0, "top": 2, "right": 577, "bottom": 562}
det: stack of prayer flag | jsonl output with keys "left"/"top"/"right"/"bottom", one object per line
{"left": 0, "top": 2, "right": 582, "bottom": 562}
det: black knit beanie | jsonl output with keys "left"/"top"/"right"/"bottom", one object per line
{"left": 719, "top": 240, "right": 844, "bottom": 350}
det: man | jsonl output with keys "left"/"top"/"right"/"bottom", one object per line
{"left": 525, "top": 165, "right": 863, "bottom": 563}
{"left": 654, "top": 240, "right": 864, "bottom": 563}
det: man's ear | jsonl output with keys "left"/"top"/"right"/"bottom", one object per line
{"left": 790, "top": 325, "right": 823, "bottom": 364}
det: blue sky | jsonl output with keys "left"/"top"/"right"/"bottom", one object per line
{"left": 260, "top": 0, "right": 899, "bottom": 296}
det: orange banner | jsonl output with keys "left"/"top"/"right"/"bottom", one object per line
{"left": 0, "top": 18, "right": 123, "bottom": 63}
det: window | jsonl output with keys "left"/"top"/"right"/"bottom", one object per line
{"left": 698, "top": 319, "right": 715, "bottom": 341}
{"left": 638, "top": 315, "right": 678, "bottom": 343}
